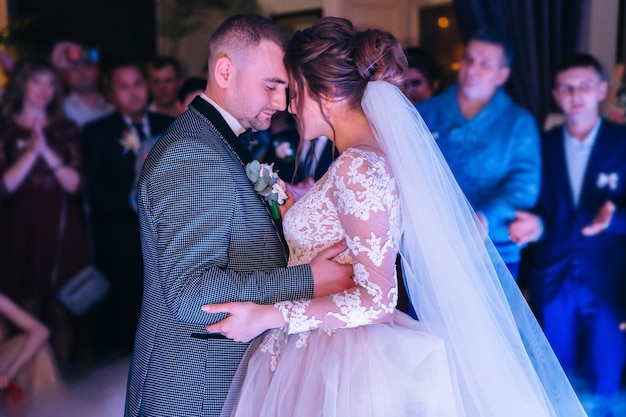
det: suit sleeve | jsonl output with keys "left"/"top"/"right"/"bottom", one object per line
{"left": 145, "top": 138, "right": 314, "bottom": 325}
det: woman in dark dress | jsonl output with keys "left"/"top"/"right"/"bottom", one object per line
{"left": 0, "top": 58, "right": 89, "bottom": 365}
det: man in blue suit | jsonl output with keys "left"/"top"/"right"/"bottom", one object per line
{"left": 511, "top": 53, "right": 626, "bottom": 411}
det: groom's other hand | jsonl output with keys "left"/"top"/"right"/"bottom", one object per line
{"left": 310, "top": 241, "right": 354, "bottom": 297}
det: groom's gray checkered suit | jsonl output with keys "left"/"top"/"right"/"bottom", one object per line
{"left": 125, "top": 97, "right": 314, "bottom": 417}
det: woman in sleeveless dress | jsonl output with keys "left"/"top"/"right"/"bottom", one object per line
{"left": 204, "top": 17, "right": 588, "bottom": 417}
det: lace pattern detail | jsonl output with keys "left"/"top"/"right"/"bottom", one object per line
{"left": 257, "top": 148, "right": 400, "bottom": 369}
{"left": 278, "top": 148, "right": 400, "bottom": 334}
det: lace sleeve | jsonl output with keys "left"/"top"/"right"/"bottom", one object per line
{"left": 276, "top": 149, "right": 399, "bottom": 334}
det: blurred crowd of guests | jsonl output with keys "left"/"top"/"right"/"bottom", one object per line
{"left": 0, "top": 40, "right": 196, "bottom": 413}
{"left": 0, "top": 27, "right": 624, "bottom": 415}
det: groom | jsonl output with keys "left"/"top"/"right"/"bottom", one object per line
{"left": 124, "top": 14, "right": 353, "bottom": 417}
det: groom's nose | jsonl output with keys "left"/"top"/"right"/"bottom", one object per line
{"left": 270, "top": 87, "right": 287, "bottom": 111}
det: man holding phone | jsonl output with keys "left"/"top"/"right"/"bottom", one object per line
{"left": 51, "top": 41, "right": 113, "bottom": 128}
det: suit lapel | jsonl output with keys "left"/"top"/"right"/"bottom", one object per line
{"left": 546, "top": 129, "right": 576, "bottom": 210}
{"left": 189, "top": 96, "right": 252, "bottom": 165}
{"left": 579, "top": 121, "right": 614, "bottom": 204}
{"left": 189, "top": 96, "right": 289, "bottom": 258}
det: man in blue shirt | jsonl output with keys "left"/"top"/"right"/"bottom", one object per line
{"left": 417, "top": 28, "right": 540, "bottom": 279}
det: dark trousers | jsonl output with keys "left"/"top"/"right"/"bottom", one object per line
{"left": 541, "top": 279, "right": 625, "bottom": 397}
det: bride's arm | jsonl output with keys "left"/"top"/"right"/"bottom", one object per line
{"left": 204, "top": 152, "right": 398, "bottom": 341}
{"left": 275, "top": 152, "right": 398, "bottom": 333}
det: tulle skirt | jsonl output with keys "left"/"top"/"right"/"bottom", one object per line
{"left": 224, "top": 312, "right": 459, "bottom": 417}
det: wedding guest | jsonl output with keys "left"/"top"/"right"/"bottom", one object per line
{"left": 147, "top": 56, "right": 183, "bottom": 118}
{"left": 0, "top": 57, "right": 89, "bottom": 366}
{"left": 50, "top": 41, "right": 113, "bottom": 128}
{"left": 417, "top": 28, "right": 541, "bottom": 280}
{"left": 83, "top": 61, "right": 174, "bottom": 358}
{"left": 177, "top": 76, "right": 206, "bottom": 111}
{"left": 263, "top": 110, "right": 337, "bottom": 200}
{"left": 511, "top": 53, "right": 626, "bottom": 415}
{"left": 403, "top": 46, "right": 443, "bottom": 105}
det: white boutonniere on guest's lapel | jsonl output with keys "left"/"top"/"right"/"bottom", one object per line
{"left": 273, "top": 139, "right": 295, "bottom": 162}
{"left": 15, "top": 138, "right": 27, "bottom": 152}
{"left": 597, "top": 172, "right": 619, "bottom": 190}
{"left": 119, "top": 129, "right": 141, "bottom": 155}
{"left": 245, "top": 160, "right": 287, "bottom": 220}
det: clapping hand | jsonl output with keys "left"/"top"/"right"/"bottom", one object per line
{"left": 509, "top": 211, "right": 543, "bottom": 245}
{"left": 202, "top": 302, "right": 284, "bottom": 343}
{"left": 28, "top": 118, "right": 47, "bottom": 156}
{"left": 582, "top": 201, "right": 615, "bottom": 236}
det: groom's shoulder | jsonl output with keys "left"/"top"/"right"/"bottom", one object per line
{"left": 159, "top": 108, "right": 223, "bottom": 147}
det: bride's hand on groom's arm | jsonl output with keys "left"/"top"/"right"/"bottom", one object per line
{"left": 310, "top": 241, "right": 354, "bottom": 298}
{"left": 202, "top": 303, "right": 284, "bottom": 343}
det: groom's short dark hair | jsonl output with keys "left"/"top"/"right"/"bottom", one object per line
{"left": 208, "top": 14, "right": 288, "bottom": 64}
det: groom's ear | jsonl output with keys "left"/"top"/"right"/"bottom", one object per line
{"left": 214, "top": 55, "right": 233, "bottom": 88}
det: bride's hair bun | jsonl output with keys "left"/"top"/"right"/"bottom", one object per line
{"left": 284, "top": 17, "right": 407, "bottom": 112}
{"left": 354, "top": 29, "right": 407, "bottom": 89}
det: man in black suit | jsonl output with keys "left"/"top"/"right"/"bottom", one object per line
{"left": 83, "top": 62, "right": 174, "bottom": 358}
{"left": 263, "top": 110, "right": 337, "bottom": 200}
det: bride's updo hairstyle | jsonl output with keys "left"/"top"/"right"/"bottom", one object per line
{"left": 285, "top": 17, "right": 407, "bottom": 123}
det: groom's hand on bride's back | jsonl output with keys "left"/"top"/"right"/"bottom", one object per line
{"left": 310, "top": 241, "right": 354, "bottom": 297}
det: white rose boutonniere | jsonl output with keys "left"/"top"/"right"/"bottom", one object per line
{"left": 120, "top": 129, "right": 141, "bottom": 155}
{"left": 245, "top": 160, "right": 287, "bottom": 220}
{"left": 597, "top": 172, "right": 619, "bottom": 191}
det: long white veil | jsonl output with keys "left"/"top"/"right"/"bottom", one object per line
{"left": 362, "top": 81, "right": 587, "bottom": 417}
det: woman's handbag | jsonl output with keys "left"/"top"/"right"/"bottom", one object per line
{"left": 56, "top": 264, "right": 110, "bottom": 316}
{"left": 52, "top": 195, "right": 110, "bottom": 317}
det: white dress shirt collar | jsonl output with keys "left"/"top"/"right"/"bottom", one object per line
{"left": 200, "top": 93, "right": 246, "bottom": 137}
{"left": 563, "top": 118, "right": 601, "bottom": 206}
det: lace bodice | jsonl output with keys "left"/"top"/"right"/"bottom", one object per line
{"left": 276, "top": 147, "right": 401, "bottom": 334}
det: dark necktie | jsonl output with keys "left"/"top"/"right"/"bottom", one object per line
{"left": 133, "top": 122, "right": 147, "bottom": 142}
{"left": 298, "top": 138, "right": 317, "bottom": 181}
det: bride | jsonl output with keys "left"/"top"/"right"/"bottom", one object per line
{"left": 203, "top": 17, "right": 588, "bottom": 417}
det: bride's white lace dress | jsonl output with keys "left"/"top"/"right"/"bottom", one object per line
{"left": 227, "top": 147, "right": 459, "bottom": 417}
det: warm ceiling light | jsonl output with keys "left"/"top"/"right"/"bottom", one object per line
{"left": 438, "top": 17, "right": 450, "bottom": 28}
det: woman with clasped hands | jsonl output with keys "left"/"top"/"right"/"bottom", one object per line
{"left": 0, "top": 58, "right": 89, "bottom": 366}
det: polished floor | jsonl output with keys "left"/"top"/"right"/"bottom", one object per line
{"left": 20, "top": 358, "right": 626, "bottom": 417}
{"left": 25, "top": 358, "right": 129, "bottom": 417}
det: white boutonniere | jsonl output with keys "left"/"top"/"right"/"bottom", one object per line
{"left": 245, "top": 160, "right": 287, "bottom": 220}
{"left": 119, "top": 129, "right": 141, "bottom": 155}
{"left": 597, "top": 172, "right": 619, "bottom": 190}
{"left": 273, "top": 139, "right": 295, "bottom": 162}
{"left": 15, "top": 138, "right": 27, "bottom": 151}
